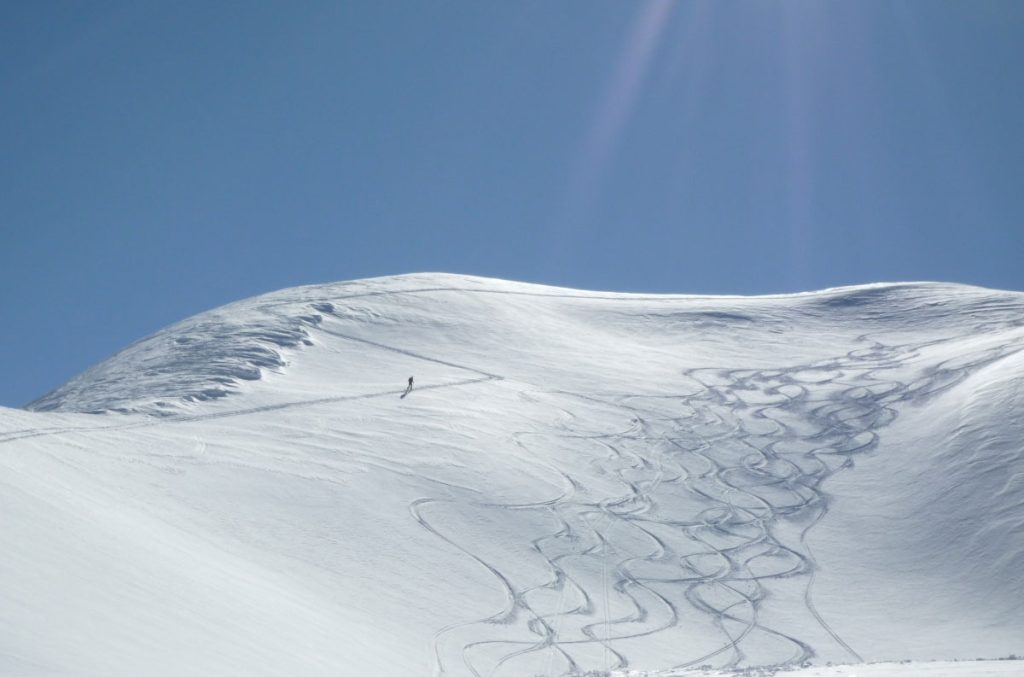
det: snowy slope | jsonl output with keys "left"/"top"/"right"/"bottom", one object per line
{"left": 2, "top": 273, "right": 1023, "bottom": 677}
{"left": 627, "top": 658, "right": 1024, "bottom": 677}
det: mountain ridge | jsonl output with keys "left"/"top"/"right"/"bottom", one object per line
{"left": 25, "top": 274, "right": 1023, "bottom": 416}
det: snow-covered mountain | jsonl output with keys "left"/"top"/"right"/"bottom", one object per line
{"left": 2, "top": 273, "right": 1022, "bottom": 677}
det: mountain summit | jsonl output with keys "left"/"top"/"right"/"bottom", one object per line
{"left": 3, "top": 274, "right": 1023, "bottom": 676}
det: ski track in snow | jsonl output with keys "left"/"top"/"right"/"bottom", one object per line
{"left": 395, "top": 332, "right": 1024, "bottom": 675}
{"left": 5, "top": 280, "right": 1024, "bottom": 677}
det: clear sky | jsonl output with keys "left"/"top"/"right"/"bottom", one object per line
{"left": 2, "top": 0, "right": 1023, "bottom": 407}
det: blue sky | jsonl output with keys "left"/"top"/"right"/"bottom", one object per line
{"left": 2, "top": 0, "right": 1023, "bottom": 407}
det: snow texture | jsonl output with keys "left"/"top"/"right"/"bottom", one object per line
{"left": 630, "top": 658, "right": 1024, "bottom": 677}
{"left": 2, "top": 273, "right": 1023, "bottom": 676}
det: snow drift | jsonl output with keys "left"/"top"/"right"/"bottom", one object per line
{"left": 2, "top": 273, "right": 1023, "bottom": 676}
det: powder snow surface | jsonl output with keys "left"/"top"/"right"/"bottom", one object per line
{"left": 636, "top": 659, "right": 1024, "bottom": 677}
{"left": 2, "top": 273, "right": 1023, "bottom": 677}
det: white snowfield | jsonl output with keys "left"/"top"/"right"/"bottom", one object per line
{"left": 2, "top": 273, "right": 1023, "bottom": 677}
{"left": 638, "top": 658, "right": 1024, "bottom": 676}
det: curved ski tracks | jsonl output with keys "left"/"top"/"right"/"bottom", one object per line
{"left": 415, "top": 332, "right": 1024, "bottom": 676}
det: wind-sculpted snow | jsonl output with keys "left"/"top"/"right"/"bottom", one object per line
{"left": 27, "top": 309, "right": 324, "bottom": 415}
{"left": 2, "top": 274, "right": 1023, "bottom": 677}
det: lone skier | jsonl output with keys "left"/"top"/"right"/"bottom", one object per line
{"left": 401, "top": 376, "right": 414, "bottom": 399}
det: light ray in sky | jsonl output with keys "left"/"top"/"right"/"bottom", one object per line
{"left": 781, "top": 3, "right": 824, "bottom": 289}
{"left": 560, "top": 0, "right": 676, "bottom": 236}
{"left": 664, "top": 1, "right": 713, "bottom": 213}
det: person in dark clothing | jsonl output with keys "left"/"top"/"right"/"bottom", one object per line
{"left": 402, "top": 376, "right": 414, "bottom": 398}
